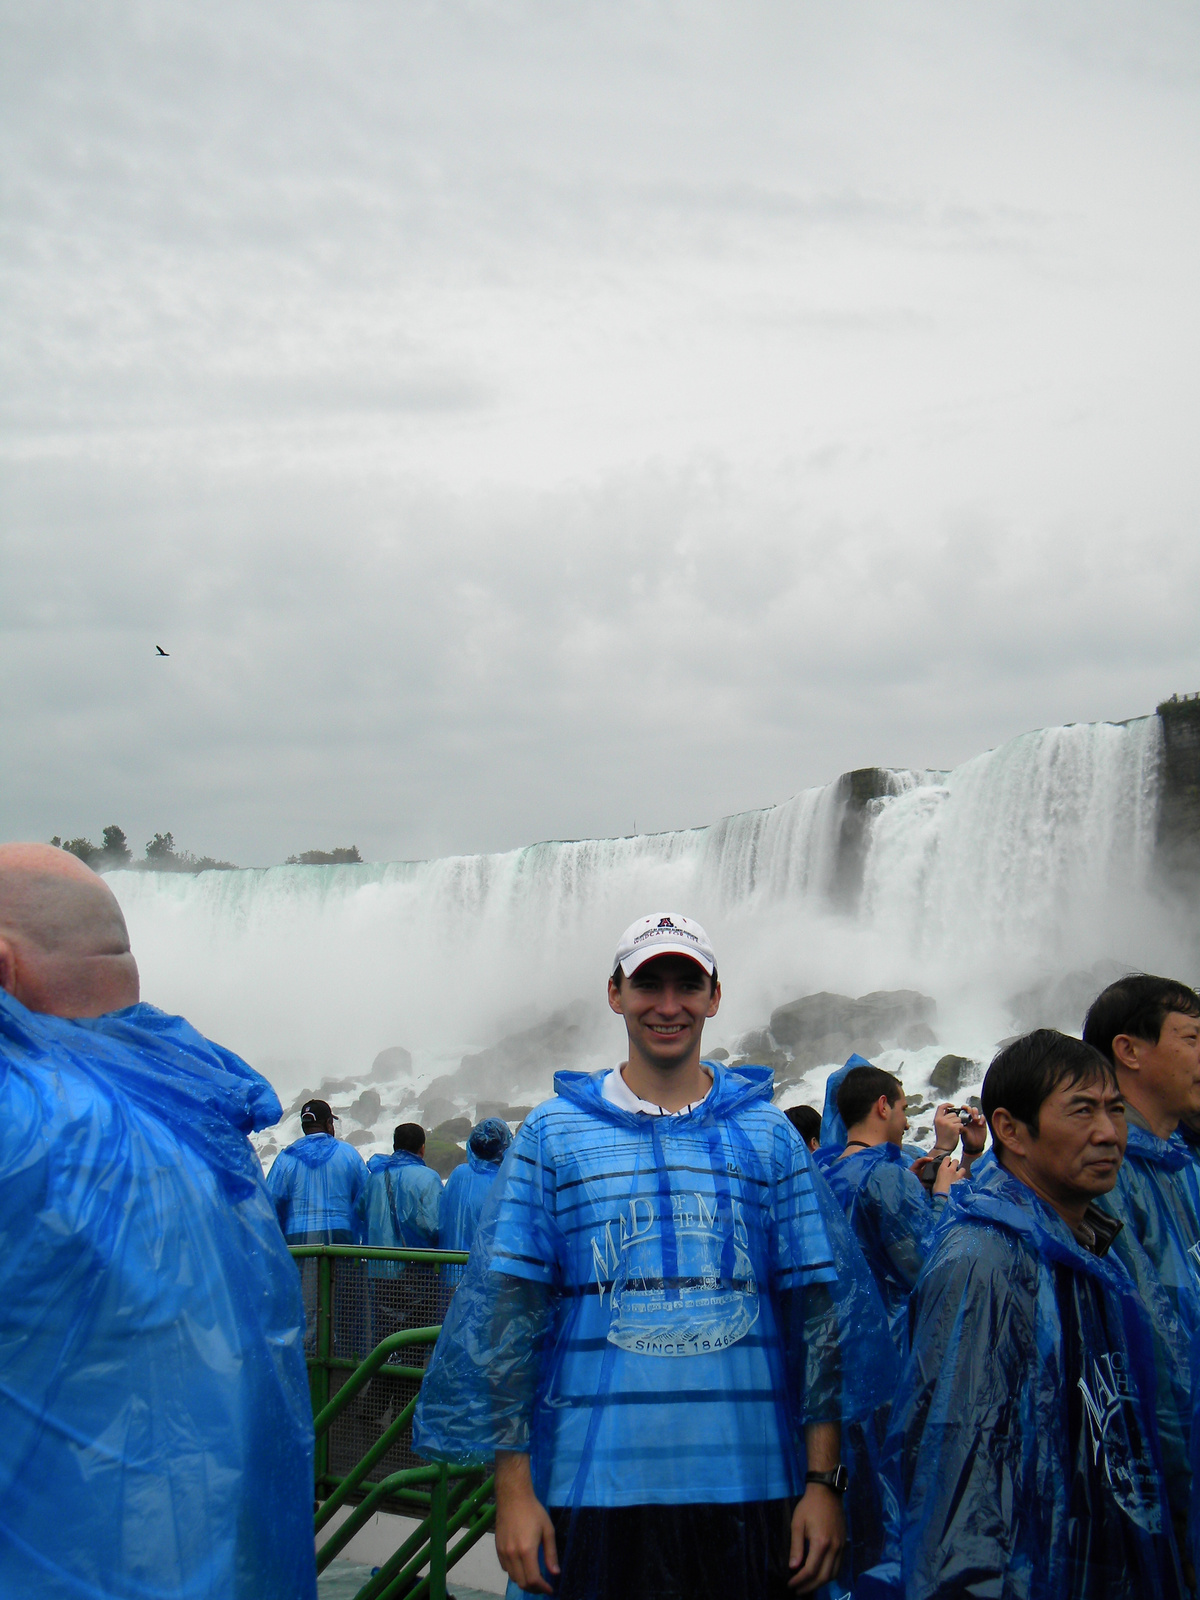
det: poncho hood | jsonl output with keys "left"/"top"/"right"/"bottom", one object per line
{"left": 819, "top": 1053, "right": 873, "bottom": 1147}
{"left": 947, "top": 1159, "right": 1129, "bottom": 1292}
{"left": 467, "top": 1115, "right": 513, "bottom": 1163}
{"left": 281, "top": 1131, "right": 344, "bottom": 1169}
{"left": 829, "top": 1141, "right": 907, "bottom": 1176}
{"left": 1126, "top": 1123, "right": 1192, "bottom": 1173}
{"left": 367, "top": 1149, "right": 427, "bottom": 1174}
{"left": 0, "top": 991, "right": 279, "bottom": 1199}
{"left": 552, "top": 1059, "right": 773, "bottom": 1127}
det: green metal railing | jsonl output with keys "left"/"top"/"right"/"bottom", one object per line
{"left": 290, "top": 1244, "right": 493, "bottom": 1600}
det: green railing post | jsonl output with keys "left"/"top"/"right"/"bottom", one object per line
{"left": 313, "top": 1250, "right": 333, "bottom": 1489}
{"left": 428, "top": 1461, "right": 448, "bottom": 1600}
{"left": 289, "top": 1244, "right": 482, "bottom": 1599}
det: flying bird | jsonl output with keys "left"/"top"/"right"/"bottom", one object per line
{"left": 155, "top": 645, "right": 169, "bottom": 656}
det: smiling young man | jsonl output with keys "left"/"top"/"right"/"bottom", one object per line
{"left": 413, "top": 913, "right": 895, "bottom": 1600}
{"left": 863, "top": 1030, "right": 1186, "bottom": 1599}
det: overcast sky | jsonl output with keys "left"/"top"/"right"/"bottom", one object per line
{"left": 3, "top": 1, "right": 1199, "bottom": 866}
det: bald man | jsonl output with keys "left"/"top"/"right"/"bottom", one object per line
{"left": 0, "top": 844, "right": 316, "bottom": 1600}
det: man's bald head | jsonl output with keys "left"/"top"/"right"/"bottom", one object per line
{"left": 0, "top": 843, "right": 140, "bottom": 1018}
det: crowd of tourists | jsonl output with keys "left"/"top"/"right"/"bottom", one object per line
{"left": 2, "top": 839, "right": 1200, "bottom": 1599}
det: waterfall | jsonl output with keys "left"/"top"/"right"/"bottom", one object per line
{"left": 108, "top": 713, "right": 1176, "bottom": 1106}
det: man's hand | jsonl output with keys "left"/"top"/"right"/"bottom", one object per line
{"left": 958, "top": 1107, "right": 987, "bottom": 1162}
{"left": 932, "top": 1154, "right": 964, "bottom": 1195}
{"left": 931, "top": 1104, "right": 963, "bottom": 1154}
{"left": 788, "top": 1485, "right": 845, "bottom": 1592}
{"left": 494, "top": 1450, "right": 559, "bottom": 1595}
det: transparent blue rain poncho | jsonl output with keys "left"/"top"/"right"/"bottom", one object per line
{"left": 821, "top": 1142, "right": 944, "bottom": 1355}
{"left": 439, "top": 1117, "right": 513, "bottom": 1258}
{"left": 0, "top": 991, "right": 316, "bottom": 1600}
{"left": 359, "top": 1148, "right": 443, "bottom": 1273}
{"left": 265, "top": 1129, "right": 368, "bottom": 1242}
{"left": 861, "top": 1161, "right": 1186, "bottom": 1600}
{"left": 1097, "top": 1124, "right": 1200, "bottom": 1350}
{"left": 413, "top": 1062, "right": 897, "bottom": 1599}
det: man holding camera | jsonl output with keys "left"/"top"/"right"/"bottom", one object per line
{"left": 823, "top": 1065, "right": 979, "bottom": 1353}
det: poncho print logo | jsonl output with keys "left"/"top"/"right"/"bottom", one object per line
{"left": 1077, "top": 1351, "right": 1162, "bottom": 1533}
{"left": 592, "top": 1193, "right": 760, "bottom": 1357}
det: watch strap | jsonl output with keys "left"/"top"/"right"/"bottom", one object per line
{"left": 805, "top": 1466, "right": 849, "bottom": 1494}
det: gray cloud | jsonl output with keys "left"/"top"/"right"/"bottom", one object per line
{"left": 2, "top": 0, "right": 1198, "bottom": 866}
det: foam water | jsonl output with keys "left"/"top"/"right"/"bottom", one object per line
{"left": 107, "top": 714, "right": 1179, "bottom": 1106}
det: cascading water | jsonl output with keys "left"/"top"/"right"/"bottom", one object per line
{"left": 108, "top": 713, "right": 1182, "bottom": 1123}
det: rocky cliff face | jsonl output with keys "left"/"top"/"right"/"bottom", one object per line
{"left": 1157, "top": 695, "right": 1200, "bottom": 889}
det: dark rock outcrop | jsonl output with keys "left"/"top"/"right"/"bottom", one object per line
{"left": 369, "top": 1045, "right": 412, "bottom": 1082}
{"left": 1007, "top": 960, "right": 1130, "bottom": 1035}
{"left": 1157, "top": 696, "right": 1200, "bottom": 887}
{"left": 829, "top": 768, "right": 897, "bottom": 910}
{"left": 432, "top": 1116, "right": 473, "bottom": 1143}
{"left": 419, "top": 1000, "right": 608, "bottom": 1115}
{"left": 929, "top": 1055, "right": 976, "bottom": 1095}
{"left": 347, "top": 1088, "right": 382, "bottom": 1127}
{"left": 768, "top": 989, "right": 937, "bottom": 1070}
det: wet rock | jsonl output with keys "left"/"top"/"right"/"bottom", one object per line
{"left": 1007, "top": 960, "right": 1129, "bottom": 1035}
{"left": 476, "top": 1101, "right": 534, "bottom": 1123}
{"left": 735, "top": 1029, "right": 776, "bottom": 1060}
{"left": 369, "top": 1045, "right": 412, "bottom": 1082}
{"left": 897, "top": 1022, "right": 939, "bottom": 1050}
{"left": 729, "top": 1049, "right": 790, "bottom": 1075}
{"left": 767, "top": 990, "right": 937, "bottom": 1068}
{"left": 420, "top": 1000, "right": 609, "bottom": 1112}
{"left": 929, "top": 1055, "right": 977, "bottom": 1095}
{"left": 432, "top": 1116, "right": 473, "bottom": 1143}
{"left": 424, "top": 1138, "right": 468, "bottom": 1177}
{"left": 347, "top": 1088, "right": 382, "bottom": 1127}
{"left": 286, "top": 1075, "right": 361, "bottom": 1114}
{"left": 416, "top": 1098, "right": 459, "bottom": 1130}
{"left": 705, "top": 1047, "right": 730, "bottom": 1061}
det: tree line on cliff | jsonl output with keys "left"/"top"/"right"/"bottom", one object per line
{"left": 49, "top": 826, "right": 362, "bottom": 874}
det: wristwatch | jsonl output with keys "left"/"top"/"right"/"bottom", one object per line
{"left": 806, "top": 1466, "right": 850, "bottom": 1494}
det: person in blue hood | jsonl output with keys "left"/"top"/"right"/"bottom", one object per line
{"left": 360, "top": 1122, "right": 445, "bottom": 1342}
{"left": 414, "top": 912, "right": 896, "bottom": 1600}
{"left": 0, "top": 842, "right": 315, "bottom": 1600}
{"left": 363, "top": 1121, "right": 444, "bottom": 1250}
{"left": 862, "top": 1030, "right": 1187, "bottom": 1600}
{"left": 1084, "top": 976, "right": 1200, "bottom": 1356}
{"left": 439, "top": 1115, "right": 513, "bottom": 1270}
{"left": 265, "top": 1095, "right": 368, "bottom": 1243}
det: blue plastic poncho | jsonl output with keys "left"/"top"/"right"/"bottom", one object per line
{"left": 1098, "top": 1124, "right": 1200, "bottom": 1349}
{"left": 0, "top": 991, "right": 315, "bottom": 1600}
{"left": 819, "top": 1052, "right": 872, "bottom": 1148}
{"left": 821, "top": 1143, "right": 944, "bottom": 1355}
{"left": 265, "top": 1129, "right": 368, "bottom": 1242}
{"left": 439, "top": 1118, "right": 513, "bottom": 1257}
{"left": 861, "top": 1161, "right": 1185, "bottom": 1600}
{"left": 359, "top": 1148, "right": 443, "bottom": 1277}
{"left": 414, "top": 1061, "right": 896, "bottom": 1587}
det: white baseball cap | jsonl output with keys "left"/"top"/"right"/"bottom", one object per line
{"left": 612, "top": 913, "right": 716, "bottom": 979}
